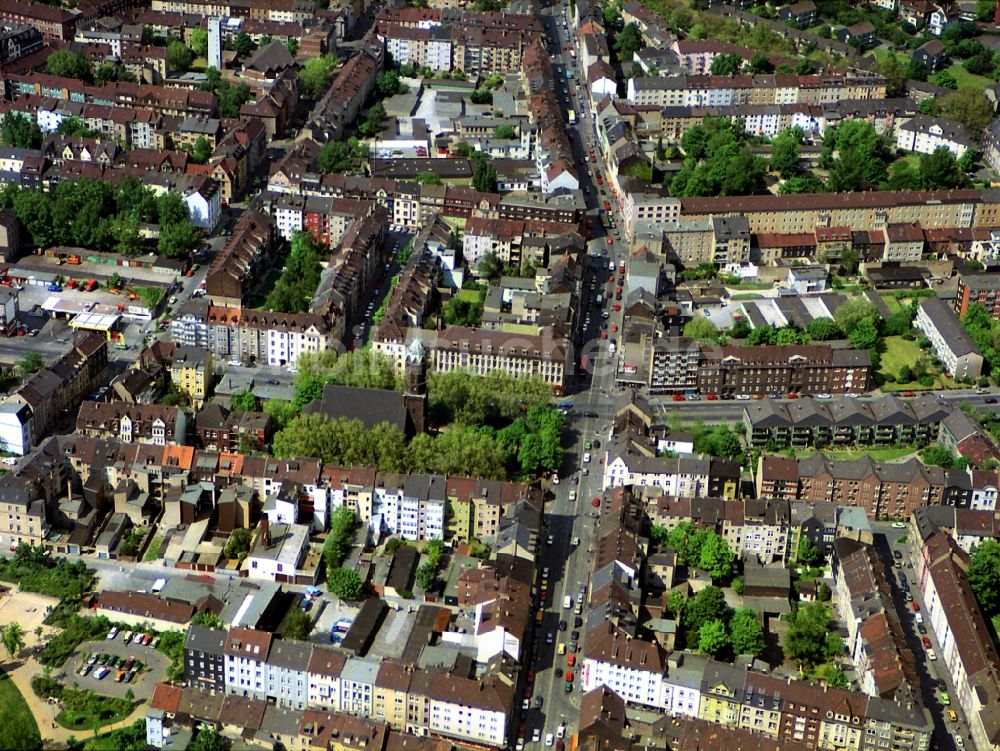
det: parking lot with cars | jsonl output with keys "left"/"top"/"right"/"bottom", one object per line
{"left": 63, "top": 629, "right": 168, "bottom": 700}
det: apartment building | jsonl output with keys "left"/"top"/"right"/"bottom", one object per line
{"left": 305, "top": 45, "right": 382, "bottom": 142}
{"left": 602, "top": 451, "right": 740, "bottom": 497}
{"left": 0, "top": 333, "right": 108, "bottom": 455}
{"left": 76, "top": 401, "right": 187, "bottom": 445}
{"left": 895, "top": 115, "right": 972, "bottom": 158}
{"left": 756, "top": 454, "right": 947, "bottom": 519}
{"left": 626, "top": 72, "right": 886, "bottom": 108}
{"left": 698, "top": 344, "right": 871, "bottom": 398}
{"left": 914, "top": 297, "right": 984, "bottom": 380}
{"left": 743, "top": 394, "right": 950, "bottom": 449}
{"left": 0, "top": 0, "right": 77, "bottom": 40}
{"left": 955, "top": 273, "right": 1000, "bottom": 319}
{"left": 0, "top": 479, "right": 50, "bottom": 551}
{"left": 193, "top": 625, "right": 515, "bottom": 747}
{"left": 582, "top": 623, "right": 669, "bottom": 708}
{"left": 677, "top": 189, "right": 998, "bottom": 236}
{"left": 832, "top": 538, "right": 920, "bottom": 701}
{"left": 915, "top": 532, "right": 1000, "bottom": 751}
{"left": 169, "top": 346, "right": 212, "bottom": 408}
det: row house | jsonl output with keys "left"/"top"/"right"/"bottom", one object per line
{"left": 0, "top": 0, "right": 77, "bottom": 40}
{"left": 626, "top": 72, "right": 886, "bottom": 108}
{"left": 832, "top": 538, "right": 920, "bottom": 702}
{"left": 304, "top": 43, "right": 382, "bottom": 143}
{"left": 911, "top": 503, "right": 1000, "bottom": 553}
{"left": 895, "top": 115, "right": 973, "bottom": 159}
{"left": 370, "top": 473, "right": 446, "bottom": 541}
{"left": 189, "top": 625, "right": 515, "bottom": 748}
{"left": 742, "top": 394, "right": 951, "bottom": 449}
{"left": 0, "top": 333, "right": 108, "bottom": 455}
{"left": 7, "top": 72, "right": 216, "bottom": 117}
{"left": 195, "top": 403, "right": 273, "bottom": 452}
{"left": 756, "top": 454, "right": 949, "bottom": 519}
{"left": 204, "top": 210, "right": 280, "bottom": 309}
{"left": 915, "top": 532, "right": 1000, "bottom": 751}
{"left": 602, "top": 449, "right": 740, "bottom": 497}
{"left": 76, "top": 401, "right": 187, "bottom": 445}
{"left": 697, "top": 343, "right": 872, "bottom": 399}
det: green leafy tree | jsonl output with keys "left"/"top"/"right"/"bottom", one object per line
{"left": 191, "top": 611, "right": 225, "bottom": 629}
{"left": 968, "top": 539, "right": 1000, "bottom": 616}
{"left": 937, "top": 88, "right": 993, "bottom": 133}
{"left": 299, "top": 54, "right": 341, "bottom": 98}
{"left": 698, "top": 618, "right": 730, "bottom": 657}
{"left": 327, "top": 567, "right": 364, "bottom": 599}
{"left": 288, "top": 38, "right": 300, "bottom": 56}
{"left": 472, "top": 159, "right": 498, "bottom": 192}
{"left": 730, "top": 608, "right": 765, "bottom": 657}
{"left": 189, "top": 728, "right": 228, "bottom": 751}
{"left": 415, "top": 561, "right": 438, "bottom": 591}
{"left": 797, "top": 536, "right": 821, "bottom": 567}
{"left": 823, "top": 120, "right": 890, "bottom": 192}
{"left": 748, "top": 52, "right": 774, "bottom": 74}
{"left": 158, "top": 219, "right": 200, "bottom": 259}
{"left": 56, "top": 116, "right": 99, "bottom": 138}
{"left": 1, "top": 622, "right": 25, "bottom": 659}
{"left": 377, "top": 70, "right": 406, "bottom": 97}
{"left": 478, "top": 252, "right": 504, "bottom": 280}
{"left": 698, "top": 534, "right": 735, "bottom": 580}
{"left": 833, "top": 297, "right": 877, "bottom": 336}
{"left": 189, "top": 28, "right": 209, "bottom": 56}
{"left": 167, "top": 40, "right": 195, "bottom": 73}
{"left": 683, "top": 586, "right": 732, "bottom": 635}
{"left": 284, "top": 607, "right": 313, "bottom": 640}
{"left": 234, "top": 32, "right": 255, "bottom": 57}
{"left": 921, "top": 444, "right": 957, "bottom": 468}
{"left": 847, "top": 318, "right": 879, "bottom": 350}
{"left": 188, "top": 136, "right": 213, "bottom": 165}
{"left": 683, "top": 316, "right": 718, "bottom": 339}
{"left": 46, "top": 49, "right": 93, "bottom": 81}
{"left": 215, "top": 81, "right": 252, "bottom": 119}
{"left": 324, "top": 507, "right": 358, "bottom": 569}
{"left": 223, "top": 528, "right": 253, "bottom": 560}
{"left": 416, "top": 171, "right": 443, "bottom": 185}
{"left": 649, "top": 525, "right": 669, "bottom": 546}
{"left": 264, "top": 231, "right": 324, "bottom": 313}
{"left": 614, "top": 23, "right": 643, "bottom": 61}
{"left": 710, "top": 53, "right": 743, "bottom": 75}
{"left": 770, "top": 127, "right": 803, "bottom": 179}
{"left": 824, "top": 663, "right": 848, "bottom": 688}
{"left": 783, "top": 602, "right": 842, "bottom": 667}
{"left": 18, "top": 352, "right": 44, "bottom": 377}
{"left": 494, "top": 124, "right": 518, "bottom": 140}
{"left": 918, "top": 146, "right": 965, "bottom": 190}
{"left": 0, "top": 112, "right": 42, "bottom": 149}
{"left": 229, "top": 388, "right": 260, "bottom": 412}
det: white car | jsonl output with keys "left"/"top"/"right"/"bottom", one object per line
{"left": 545, "top": 734, "right": 554, "bottom": 747}
{"left": 532, "top": 730, "right": 541, "bottom": 743}
{"left": 106, "top": 627, "right": 118, "bottom": 640}
{"left": 551, "top": 475, "right": 560, "bottom": 485}
{"left": 583, "top": 452, "right": 591, "bottom": 463}
{"left": 556, "top": 725, "right": 566, "bottom": 740}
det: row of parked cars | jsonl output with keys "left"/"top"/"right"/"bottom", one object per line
{"left": 79, "top": 651, "right": 144, "bottom": 683}
{"left": 106, "top": 627, "right": 159, "bottom": 648}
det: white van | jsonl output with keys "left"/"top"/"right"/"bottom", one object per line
{"left": 563, "top": 595, "right": 573, "bottom": 610}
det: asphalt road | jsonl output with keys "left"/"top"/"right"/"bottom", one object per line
{"left": 874, "top": 522, "right": 973, "bottom": 751}
{"left": 518, "top": 3, "right": 630, "bottom": 747}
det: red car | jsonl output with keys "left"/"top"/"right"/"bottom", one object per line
{"left": 787, "top": 393, "right": 798, "bottom": 399}
{"left": 613, "top": 304, "right": 621, "bottom": 312}
{"left": 912, "top": 602, "right": 920, "bottom": 612}
{"left": 596, "top": 178, "right": 603, "bottom": 185}
{"left": 706, "top": 394, "right": 718, "bottom": 401}
{"left": 591, "top": 497, "right": 600, "bottom": 508}
{"left": 672, "top": 394, "right": 685, "bottom": 402}
{"left": 922, "top": 636, "right": 932, "bottom": 648}
{"left": 608, "top": 274, "right": 615, "bottom": 282}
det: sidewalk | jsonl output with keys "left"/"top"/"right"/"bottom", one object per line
{"left": 0, "top": 588, "right": 145, "bottom": 749}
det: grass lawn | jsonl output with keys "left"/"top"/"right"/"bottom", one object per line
{"left": 56, "top": 690, "right": 134, "bottom": 731}
{"left": 456, "top": 288, "right": 485, "bottom": 304}
{"left": 889, "top": 153, "right": 920, "bottom": 177}
{"left": 0, "top": 670, "right": 41, "bottom": 751}
{"left": 245, "top": 268, "right": 282, "bottom": 309}
{"left": 945, "top": 64, "right": 992, "bottom": 91}
{"left": 730, "top": 293, "right": 764, "bottom": 300}
{"left": 880, "top": 295, "right": 905, "bottom": 314}
{"left": 879, "top": 336, "right": 924, "bottom": 376}
{"left": 793, "top": 446, "right": 917, "bottom": 462}
{"left": 143, "top": 535, "right": 164, "bottom": 562}
{"left": 874, "top": 48, "right": 908, "bottom": 66}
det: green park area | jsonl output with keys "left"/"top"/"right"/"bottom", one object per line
{"left": 0, "top": 670, "right": 41, "bottom": 751}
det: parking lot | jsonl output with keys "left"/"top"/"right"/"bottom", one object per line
{"left": 61, "top": 634, "right": 168, "bottom": 699}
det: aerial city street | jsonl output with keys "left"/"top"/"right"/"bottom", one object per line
{"left": 0, "top": 0, "right": 998, "bottom": 749}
